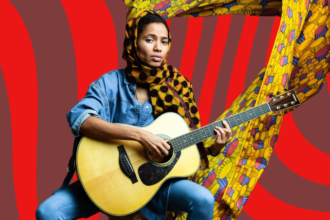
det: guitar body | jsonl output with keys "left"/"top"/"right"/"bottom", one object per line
{"left": 76, "top": 89, "right": 301, "bottom": 216}
{"left": 76, "top": 112, "right": 201, "bottom": 216}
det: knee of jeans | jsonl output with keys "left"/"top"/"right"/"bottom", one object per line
{"left": 36, "top": 205, "right": 49, "bottom": 220}
{"left": 193, "top": 189, "right": 214, "bottom": 209}
{"left": 36, "top": 202, "right": 57, "bottom": 220}
{"left": 35, "top": 206, "right": 44, "bottom": 220}
{"left": 203, "top": 190, "right": 215, "bottom": 207}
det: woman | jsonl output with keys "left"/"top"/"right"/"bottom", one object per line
{"left": 35, "top": 11, "right": 232, "bottom": 220}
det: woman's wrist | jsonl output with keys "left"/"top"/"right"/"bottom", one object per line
{"left": 207, "top": 144, "right": 221, "bottom": 156}
{"left": 133, "top": 128, "right": 147, "bottom": 142}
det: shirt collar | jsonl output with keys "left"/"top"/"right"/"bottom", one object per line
{"left": 123, "top": 70, "right": 133, "bottom": 85}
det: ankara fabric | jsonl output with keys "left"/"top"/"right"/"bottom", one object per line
{"left": 123, "top": 0, "right": 330, "bottom": 219}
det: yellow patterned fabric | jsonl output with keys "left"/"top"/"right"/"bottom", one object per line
{"left": 123, "top": 11, "right": 203, "bottom": 130}
{"left": 123, "top": 1, "right": 330, "bottom": 219}
{"left": 125, "top": 0, "right": 283, "bottom": 20}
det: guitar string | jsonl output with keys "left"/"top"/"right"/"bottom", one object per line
{"left": 161, "top": 96, "right": 296, "bottom": 153}
{"left": 163, "top": 103, "right": 271, "bottom": 154}
{"left": 166, "top": 95, "right": 295, "bottom": 153}
{"left": 162, "top": 93, "right": 294, "bottom": 154}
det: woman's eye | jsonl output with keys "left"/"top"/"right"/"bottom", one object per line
{"left": 146, "top": 38, "right": 153, "bottom": 43}
{"left": 162, "top": 41, "right": 168, "bottom": 45}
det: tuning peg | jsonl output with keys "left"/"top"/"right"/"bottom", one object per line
{"left": 269, "top": 93, "right": 275, "bottom": 98}
{"left": 284, "top": 107, "right": 297, "bottom": 115}
{"left": 277, "top": 91, "right": 281, "bottom": 95}
{"left": 284, "top": 88, "right": 288, "bottom": 92}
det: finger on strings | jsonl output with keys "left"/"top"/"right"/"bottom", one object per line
{"left": 223, "top": 128, "right": 232, "bottom": 135}
{"left": 214, "top": 127, "right": 221, "bottom": 138}
{"left": 153, "top": 146, "right": 164, "bottom": 157}
{"left": 216, "top": 126, "right": 226, "bottom": 136}
{"left": 222, "top": 121, "right": 232, "bottom": 135}
{"left": 160, "top": 146, "right": 169, "bottom": 156}
{"left": 222, "top": 120, "right": 231, "bottom": 129}
{"left": 162, "top": 140, "right": 171, "bottom": 150}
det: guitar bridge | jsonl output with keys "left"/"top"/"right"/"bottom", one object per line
{"left": 117, "top": 145, "right": 138, "bottom": 184}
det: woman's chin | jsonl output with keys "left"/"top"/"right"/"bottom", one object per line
{"left": 148, "top": 60, "right": 164, "bottom": 68}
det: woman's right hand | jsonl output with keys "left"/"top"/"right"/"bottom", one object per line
{"left": 137, "top": 130, "right": 171, "bottom": 158}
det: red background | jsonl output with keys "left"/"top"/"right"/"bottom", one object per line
{"left": 1, "top": 0, "right": 329, "bottom": 219}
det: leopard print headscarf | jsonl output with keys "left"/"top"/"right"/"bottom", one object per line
{"left": 122, "top": 10, "right": 201, "bottom": 131}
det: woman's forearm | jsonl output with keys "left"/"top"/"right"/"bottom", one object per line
{"left": 79, "top": 116, "right": 145, "bottom": 142}
{"left": 80, "top": 116, "right": 171, "bottom": 157}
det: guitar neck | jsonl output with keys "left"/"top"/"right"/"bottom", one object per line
{"left": 171, "top": 103, "right": 272, "bottom": 152}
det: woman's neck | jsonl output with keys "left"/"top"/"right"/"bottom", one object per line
{"left": 135, "top": 84, "right": 150, "bottom": 104}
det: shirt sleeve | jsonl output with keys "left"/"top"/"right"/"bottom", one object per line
{"left": 67, "top": 83, "right": 108, "bottom": 137}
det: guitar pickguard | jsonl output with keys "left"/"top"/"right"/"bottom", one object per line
{"left": 138, "top": 151, "right": 181, "bottom": 186}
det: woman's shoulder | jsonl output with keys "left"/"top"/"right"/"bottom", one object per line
{"left": 91, "top": 69, "right": 127, "bottom": 88}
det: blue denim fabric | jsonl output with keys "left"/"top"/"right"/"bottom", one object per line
{"left": 35, "top": 180, "right": 214, "bottom": 220}
{"left": 67, "top": 69, "right": 154, "bottom": 137}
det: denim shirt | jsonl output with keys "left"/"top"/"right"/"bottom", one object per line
{"left": 67, "top": 69, "right": 170, "bottom": 220}
{"left": 67, "top": 69, "right": 155, "bottom": 136}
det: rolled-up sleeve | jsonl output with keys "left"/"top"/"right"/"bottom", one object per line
{"left": 67, "top": 83, "right": 108, "bottom": 137}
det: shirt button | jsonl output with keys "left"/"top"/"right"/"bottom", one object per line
{"left": 146, "top": 106, "right": 149, "bottom": 108}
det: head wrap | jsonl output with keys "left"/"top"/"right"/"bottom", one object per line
{"left": 122, "top": 10, "right": 208, "bottom": 167}
{"left": 123, "top": 10, "right": 201, "bottom": 131}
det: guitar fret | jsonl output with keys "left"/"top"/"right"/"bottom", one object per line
{"left": 208, "top": 125, "right": 213, "bottom": 134}
{"left": 233, "top": 116, "right": 238, "bottom": 127}
{"left": 177, "top": 139, "right": 182, "bottom": 152}
{"left": 227, "top": 118, "right": 234, "bottom": 128}
{"left": 243, "top": 110, "right": 248, "bottom": 121}
{"left": 263, "top": 104, "right": 271, "bottom": 114}
{"left": 173, "top": 140, "right": 177, "bottom": 152}
{"left": 176, "top": 140, "right": 181, "bottom": 152}
{"left": 171, "top": 103, "right": 273, "bottom": 152}
{"left": 178, "top": 138, "right": 183, "bottom": 151}
{"left": 241, "top": 112, "right": 247, "bottom": 123}
{"left": 250, "top": 108, "right": 257, "bottom": 118}
{"left": 173, "top": 138, "right": 178, "bottom": 151}
{"left": 226, "top": 119, "right": 232, "bottom": 128}
{"left": 252, "top": 108, "right": 258, "bottom": 118}
{"left": 242, "top": 111, "right": 251, "bottom": 123}
{"left": 205, "top": 128, "right": 210, "bottom": 140}
{"left": 215, "top": 121, "right": 223, "bottom": 128}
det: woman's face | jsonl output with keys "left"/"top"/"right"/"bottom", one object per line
{"left": 136, "top": 22, "right": 169, "bottom": 68}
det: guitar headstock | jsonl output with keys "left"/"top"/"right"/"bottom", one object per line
{"left": 268, "top": 89, "right": 301, "bottom": 113}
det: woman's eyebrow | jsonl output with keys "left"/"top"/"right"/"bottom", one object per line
{"left": 144, "top": 34, "right": 168, "bottom": 39}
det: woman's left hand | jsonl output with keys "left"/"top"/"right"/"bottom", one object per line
{"left": 212, "top": 120, "right": 232, "bottom": 152}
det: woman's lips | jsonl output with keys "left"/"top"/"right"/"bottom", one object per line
{"left": 151, "top": 56, "right": 162, "bottom": 62}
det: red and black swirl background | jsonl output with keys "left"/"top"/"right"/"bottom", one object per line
{"left": 1, "top": 1, "right": 330, "bottom": 219}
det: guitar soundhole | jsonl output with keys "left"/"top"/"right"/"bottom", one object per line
{"left": 139, "top": 150, "right": 181, "bottom": 186}
{"left": 147, "top": 142, "right": 174, "bottom": 165}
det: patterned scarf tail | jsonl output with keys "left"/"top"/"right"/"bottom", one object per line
{"left": 124, "top": 1, "right": 329, "bottom": 219}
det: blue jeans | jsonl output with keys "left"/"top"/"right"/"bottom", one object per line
{"left": 36, "top": 180, "right": 214, "bottom": 220}
{"left": 167, "top": 180, "right": 214, "bottom": 220}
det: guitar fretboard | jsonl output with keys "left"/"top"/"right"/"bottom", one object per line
{"left": 170, "top": 103, "right": 271, "bottom": 152}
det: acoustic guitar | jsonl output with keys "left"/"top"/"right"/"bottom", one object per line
{"left": 76, "top": 89, "right": 300, "bottom": 216}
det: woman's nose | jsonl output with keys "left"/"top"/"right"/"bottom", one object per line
{"left": 154, "top": 41, "right": 162, "bottom": 52}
